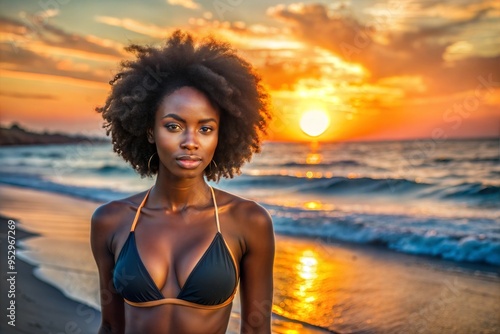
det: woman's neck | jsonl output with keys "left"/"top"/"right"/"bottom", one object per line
{"left": 148, "top": 170, "right": 211, "bottom": 212}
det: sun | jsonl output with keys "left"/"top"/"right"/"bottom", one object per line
{"left": 299, "top": 110, "right": 330, "bottom": 137}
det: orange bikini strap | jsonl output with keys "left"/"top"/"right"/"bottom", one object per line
{"left": 124, "top": 293, "right": 236, "bottom": 309}
{"left": 130, "top": 188, "right": 152, "bottom": 232}
{"left": 209, "top": 186, "right": 221, "bottom": 233}
{"left": 131, "top": 186, "right": 219, "bottom": 232}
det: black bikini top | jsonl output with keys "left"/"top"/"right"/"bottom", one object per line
{"left": 113, "top": 186, "right": 239, "bottom": 309}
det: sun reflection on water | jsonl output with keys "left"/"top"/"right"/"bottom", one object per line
{"left": 306, "top": 153, "right": 322, "bottom": 165}
{"left": 304, "top": 201, "right": 322, "bottom": 210}
{"left": 274, "top": 248, "right": 330, "bottom": 322}
{"left": 292, "top": 250, "right": 319, "bottom": 316}
{"left": 273, "top": 239, "right": 350, "bottom": 332}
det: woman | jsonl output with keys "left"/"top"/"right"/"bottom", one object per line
{"left": 91, "top": 31, "right": 275, "bottom": 334}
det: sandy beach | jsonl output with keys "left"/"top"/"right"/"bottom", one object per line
{"left": 1, "top": 184, "right": 499, "bottom": 333}
{"left": 0, "top": 216, "right": 101, "bottom": 334}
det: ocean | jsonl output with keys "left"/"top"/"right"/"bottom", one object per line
{"left": 1, "top": 138, "right": 498, "bottom": 266}
{"left": 1, "top": 138, "right": 499, "bottom": 333}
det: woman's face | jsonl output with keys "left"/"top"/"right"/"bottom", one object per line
{"left": 150, "top": 86, "right": 220, "bottom": 179}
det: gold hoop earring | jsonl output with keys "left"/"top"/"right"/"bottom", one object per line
{"left": 147, "top": 152, "right": 157, "bottom": 172}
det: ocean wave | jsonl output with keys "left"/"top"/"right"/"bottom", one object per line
{"left": 301, "top": 176, "right": 431, "bottom": 194}
{"left": 442, "top": 183, "right": 500, "bottom": 198}
{"left": 471, "top": 156, "right": 500, "bottom": 163}
{"left": 432, "top": 157, "right": 454, "bottom": 164}
{"left": 2, "top": 171, "right": 499, "bottom": 266}
{"left": 7, "top": 161, "right": 53, "bottom": 168}
{"left": 15, "top": 151, "right": 65, "bottom": 158}
{"left": 420, "top": 182, "right": 500, "bottom": 203}
{"left": 430, "top": 156, "right": 499, "bottom": 164}
{"left": 0, "top": 173, "right": 129, "bottom": 203}
{"left": 2, "top": 168, "right": 495, "bottom": 207}
{"left": 229, "top": 175, "right": 432, "bottom": 195}
{"left": 96, "top": 164, "right": 134, "bottom": 174}
{"left": 271, "top": 211, "right": 500, "bottom": 266}
{"left": 231, "top": 175, "right": 496, "bottom": 204}
{"left": 281, "top": 160, "right": 362, "bottom": 168}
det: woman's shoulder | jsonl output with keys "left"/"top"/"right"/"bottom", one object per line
{"left": 215, "top": 187, "right": 273, "bottom": 231}
{"left": 91, "top": 190, "right": 148, "bottom": 231}
{"left": 215, "top": 188, "right": 274, "bottom": 255}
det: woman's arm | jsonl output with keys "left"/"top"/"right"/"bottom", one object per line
{"left": 238, "top": 202, "right": 275, "bottom": 334}
{"left": 90, "top": 204, "right": 125, "bottom": 334}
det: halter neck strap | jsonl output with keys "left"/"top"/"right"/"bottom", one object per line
{"left": 130, "top": 186, "right": 220, "bottom": 233}
{"left": 209, "top": 186, "right": 221, "bottom": 233}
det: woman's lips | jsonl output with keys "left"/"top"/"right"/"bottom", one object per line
{"left": 175, "top": 156, "right": 202, "bottom": 169}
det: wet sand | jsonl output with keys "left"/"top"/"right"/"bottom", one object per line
{"left": 0, "top": 215, "right": 101, "bottom": 334}
{"left": 0, "top": 184, "right": 499, "bottom": 333}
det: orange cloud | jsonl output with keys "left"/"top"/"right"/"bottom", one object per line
{"left": 0, "top": 91, "right": 57, "bottom": 100}
{"left": 0, "top": 16, "right": 123, "bottom": 58}
{"left": 267, "top": 2, "right": 500, "bottom": 98}
{"left": 0, "top": 15, "right": 126, "bottom": 88}
{"left": 0, "top": 69, "right": 109, "bottom": 89}
{"left": 94, "top": 15, "right": 173, "bottom": 39}
{"left": 167, "top": 0, "right": 200, "bottom": 10}
{"left": 0, "top": 45, "right": 111, "bottom": 84}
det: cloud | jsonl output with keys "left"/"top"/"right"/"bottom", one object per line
{"left": 259, "top": 58, "right": 323, "bottom": 90}
{"left": 268, "top": 2, "right": 500, "bottom": 97}
{"left": 0, "top": 15, "right": 127, "bottom": 87}
{"left": 94, "top": 14, "right": 303, "bottom": 54}
{"left": 0, "top": 91, "right": 58, "bottom": 100}
{"left": 0, "top": 42, "right": 110, "bottom": 83}
{"left": 95, "top": 15, "right": 172, "bottom": 39}
{"left": 267, "top": 3, "right": 364, "bottom": 53}
{"left": 40, "top": 8, "right": 60, "bottom": 19}
{"left": 0, "top": 16, "right": 124, "bottom": 59}
{"left": 39, "top": 23, "right": 124, "bottom": 58}
{"left": 167, "top": 0, "right": 200, "bottom": 10}
{"left": 400, "top": 0, "right": 500, "bottom": 20}
{"left": 0, "top": 16, "right": 29, "bottom": 35}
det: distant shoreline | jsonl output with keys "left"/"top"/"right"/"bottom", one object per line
{"left": 0, "top": 124, "right": 108, "bottom": 146}
{"left": 1, "top": 122, "right": 497, "bottom": 146}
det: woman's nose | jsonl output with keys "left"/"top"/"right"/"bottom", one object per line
{"left": 180, "top": 131, "right": 199, "bottom": 150}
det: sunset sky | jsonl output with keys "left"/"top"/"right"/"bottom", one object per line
{"left": 1, "top": 0, "right": 499, "bottom": 142}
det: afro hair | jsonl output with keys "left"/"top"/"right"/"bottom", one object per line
{"left": 96, "top": 30, "right": 271, "bottom": 181}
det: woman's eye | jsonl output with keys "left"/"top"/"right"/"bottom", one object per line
{"left": 200, "top": 126, "right": 213, "bottom": 133}
{"left": 165, "top": 124, "right": 181, "bottom": 131}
